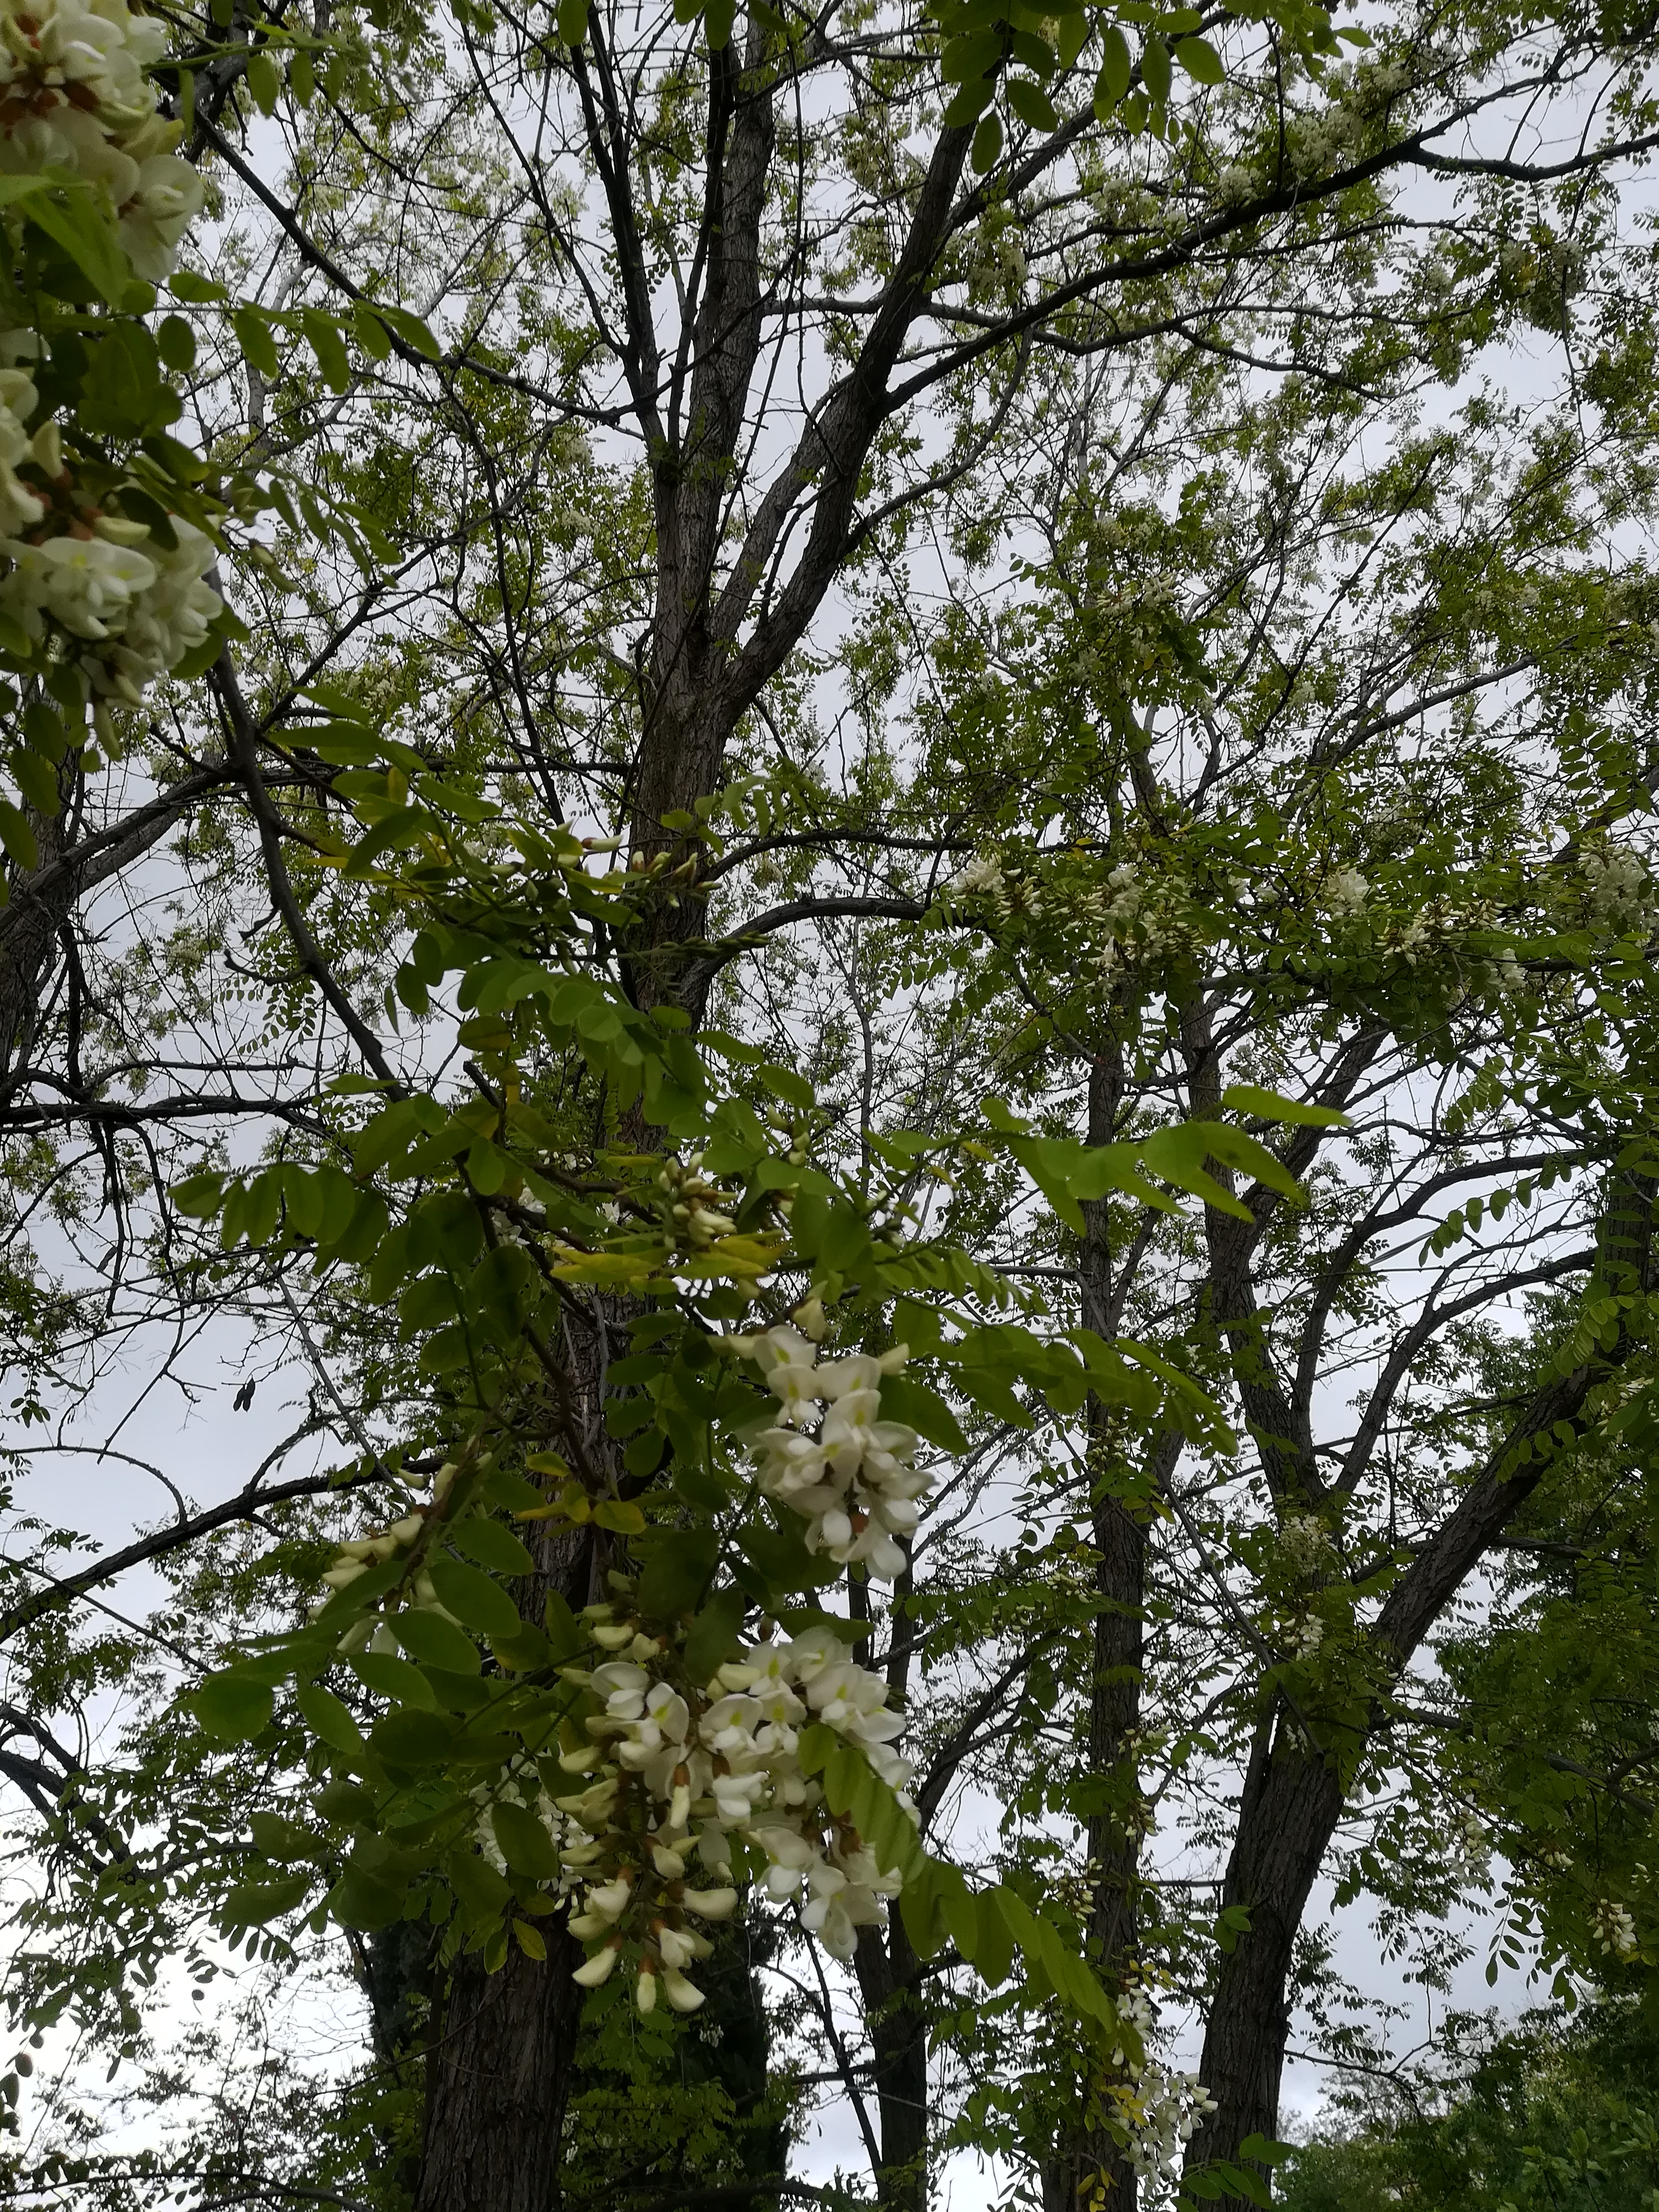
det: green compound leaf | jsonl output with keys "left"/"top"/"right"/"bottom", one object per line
{"left": 1174, "top": 32, "right": 1223, "bottom": 81}
{"left": 1005, "top": 76, "right": 1059, "bottom": 132}
{"left": 448, "top": 1517, "right": 537, "bottom": 1577}
{"left": 193, "top": 1669, "right": 274, "bottom": 1742}
{"left": 492, "top": 1799, "right": 562, "bottom": 1880}
{"left": 222, "top": 1869, "right": 311, "bottom": 1927}
{"left": 392, "top": 1609, "right": 483, "bottom": 1672}
{"left": 427, "top": 1556, "right": 522, "bottom": 1637}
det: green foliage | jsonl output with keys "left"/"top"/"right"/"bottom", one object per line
{"left": 6, "top": 0, "right": 1659, "bottom": 2196}
{"left": 1277, "top": 2000, "right": 1659, "bottom": 2212}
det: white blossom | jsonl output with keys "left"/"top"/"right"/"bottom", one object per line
{"left": 953, "top": 851, "right": 1010, "bottom": 917}
{"left": 1291, "top": 1614, "right": 1324, "bottom": 1658}
{"left": 732, "top": 1328, "right": 931, "bottom": 1582}
{"left": 1592, "top": 1898, "right": 1639, "bottom": 1958}
{"left": 1103, "top": 1989, "right": 1220, "bottom": 2181}
{"left": 1322, "top": 866, "right": 1369, "bottom": 914}
{"left": 0, "top": 0, "right": 221, "bottom": 734}
{"left": 0, "top": 503, "right": 221, "bottom": 709}
{"left": 317, "top": 1475, "right": 923, "bottom": 2010}
{"left": 0, "top": 0, "right": 205, "bottom": 273}
{"left": 551, "top": 1612, "right": 918, "bottom": 1998}
{"left": 0, "top": 361, "right": 48, "bottom": 535}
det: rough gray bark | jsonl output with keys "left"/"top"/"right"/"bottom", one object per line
{"left": 415, "top": 1919, "right": 588, "bottom": 2212}
{"left": 415, "top": 1502, "right": 605, "bottom": 2209}
{"left": 414, "top": 1297, "right": 613, "bottom": 2210}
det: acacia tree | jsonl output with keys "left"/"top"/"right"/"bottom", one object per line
{"left": 4, "top": 0, "right": 1659, "bottom": 2204}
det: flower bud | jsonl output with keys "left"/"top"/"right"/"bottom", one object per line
{"left": 661, "top": 1969, "right": 705, "bottom": 2013}
{"left": 572, "top": 1944, "right": 619, "bottom": 1988}
{"left": 92, "top": 515, "right": 152, "bottom": 547}
{"left": 588, "top": 1877, "right": 632, "bottom": 1922}
{"left": 655, "top": 1923, "right": 697, "bottom": 1970}
{"left": 28, "top": 420, "right": 60, "bottom": 475}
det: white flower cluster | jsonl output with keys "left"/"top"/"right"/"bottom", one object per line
{"left": 729, "top": 1327, "right": 929, "bottom": 1580}
{"left": 0, "top": 487, "right": 219, "bottom": 702}
{"left": 952, "top": 850, "right": 1010, "bottom": 919}
{"left": 1592, "top": 1898, "right": 1638, "bottom": 1959}
{"left": 0, "top": 343, "right": 56, "bottom": 535}
{"left": 552, "top": 1609, "right": 914, "bottom": 2008}
{"left": 1106, "top": 1990, "right": 1217, "bottom": 2184}
{"left": 1087, "top": 860, "right": 1193, "bottom": 979}
{"left": 965, "top": 222, "right": 1028, "bottom": 308}
{"left": 656, "top": 1151, "right": 739, "bottom": 1250}
{"left": 0, "top": 0, "right": 220, "bottom": 735}
{"left": 1277, "top": 1511, "right": 1334, "bottom": 1575}
{"left": 1578, "top": 844, "right": 1658, "bottom": 934}
{"left": 954, "top": 848, "right": 1188, "bottom": 981}
{"left": 315, "top": 1464, "right": 473, "bottom": 1630}
{"left": 1321, "top": 866, "right": 1369, "bottom": 915}
{"left": 1284, "top": 102, "right": 1362, "bottom": 180}
{"left": 313, "top": 1490, "right": 919, "bottom": 2010}
{"left": 0, "top": 0, "right": 205, "bottom": 280}
{"left": 1214, "top": 162, "right": 1259, "bottom": 205}
{"left": 1289, "top": 1614, "right": 1323, "bottom": 1659}
{"left": 1121, "top": 2065, "right": 1219, "bottom": 2182}
{"left": 1355, "top": 55, "right": 1413, "bottom": 104}
{"left": 1390, "top": 895, "right": 1498, "bottom": 966}
{"left": 1447, "top": 1810, "right": 1490, "bottom": 1884}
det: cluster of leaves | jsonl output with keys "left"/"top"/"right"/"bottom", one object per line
{"left": 1277, "top": 1997, "right": 1659, "bottom": 2212}
{"left": 166, "top": 765, "right": 1325, "bottom": 2062}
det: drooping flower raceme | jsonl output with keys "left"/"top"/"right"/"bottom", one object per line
{"left": 1119, "top": 2063, "right": 1219, "bottom": 2183}
{"left": 1105, "top": 1987, "right": 1219, "bottom": 2184}
{"left": 546, "top": 1609, "right": 913, "bottom": 2007}
{"left": 729, "top": 1327, "right": 931, "bottom": 1580}
{"left": 0, "top": 0, "right": 205, "bottom": 278}
{"left": 0, "top": 510, "right": 221, "bottom": 697}
{"left": 314, "top": 1477, "right": 922, "bottom": 2012}
{"left": 0, "top": 0, "right": 220, "bottom": 733}
{"left": 1592, "top": 1898, "right": 1639, "bottom": 1959}
{"left": 0, "top": 346, "right": 54, "bottom": 537}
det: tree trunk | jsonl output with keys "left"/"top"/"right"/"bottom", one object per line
{"left": 411, "top": 26, "right": 981, "bottom": 2200}
{"left": 1182, "top": 1721, "right": 1343, "bottom": 2176}
{"left": 1045, "top": 1047, "right": 1153, "bottom": 2212}
{"left": 415, "top": 1356, "right": 610, "bottom": 2208}
{"left": 415, "top": 1921, "right": 588, "bottom": 2212}
{"left": 853, "top": 1916, "right": 929, "bottom": 2212}
{"left": 1182, "top": 1167, "right": 1657, "bottom": 2179}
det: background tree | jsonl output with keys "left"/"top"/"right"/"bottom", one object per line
{"left": 1275, "top": 1996, "right": 1659, "bottom": 2212}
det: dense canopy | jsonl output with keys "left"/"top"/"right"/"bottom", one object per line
{"left": 0, "top": 0, "right": 1657, "bottom": 2203}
